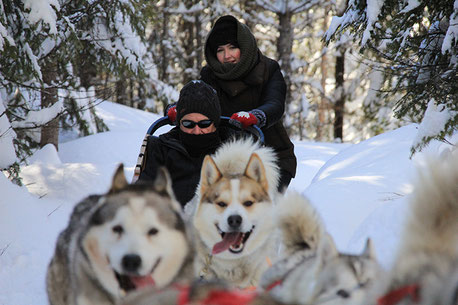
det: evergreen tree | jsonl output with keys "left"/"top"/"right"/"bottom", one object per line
{"left": 0, "top": 0, "right": 155, "bottom": 180}
{"left": 325, "top": 0, "right": 458, "bottom": 153}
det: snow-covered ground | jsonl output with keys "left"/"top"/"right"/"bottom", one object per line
{"left": 1, "top": 101, "right": 456, "bottom": 305}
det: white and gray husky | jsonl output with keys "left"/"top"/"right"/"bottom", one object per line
{"left": 367, "top": 152, "right": 458, "bottom": 305}
{"left": 261, "top": 191, "right": 382, "bottom": 305}
{"left": 185, "top": 138, "right": 281, "bottom": 288}
{"left": 46, "top": 165, "right": 194, "bottom": 305}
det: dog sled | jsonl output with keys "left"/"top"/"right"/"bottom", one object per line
{"left": 132, "top": 116, "right": 264, "bottom": 183}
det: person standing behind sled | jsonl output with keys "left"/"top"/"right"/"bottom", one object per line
{"left": 139, "top": 80, "right": 234, "bottom": 207}
{"left": 200, "top": 15, "right": 297, "bottom": 192}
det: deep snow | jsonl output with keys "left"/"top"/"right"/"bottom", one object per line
{"left": 1, "top": 101, "right": 456, "bottom": 305}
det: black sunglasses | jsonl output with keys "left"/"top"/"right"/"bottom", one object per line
{"left": 181, "top": 119, "right": 213, "bottom": 129}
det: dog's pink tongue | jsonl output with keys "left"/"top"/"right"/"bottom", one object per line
{"left": 130, "top": 275, "right": 155, "bottom": 289}
{"left": 212, "top": 232, "right": 243, "bottom": 254}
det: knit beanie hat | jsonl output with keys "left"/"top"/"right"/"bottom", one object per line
{"left": 176, "top": 80, "right": 221, "bottom": 127}
{"left": 207, "top": 17, "right": 238, "bottom": 55}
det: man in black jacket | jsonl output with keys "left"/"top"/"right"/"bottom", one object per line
{"left": 138, "top": 80, "right": 233, "bottom": 207}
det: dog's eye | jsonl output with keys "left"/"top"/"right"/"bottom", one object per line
{"left": 296, "top": 241, "right": 310, "bottom": 250}
{"left": 243, "top": 200, "right": 253, "bottom": 207}
{"left": 337, "top": 289, "right": 350, "bottom": 298}
{"left": 112, "top": 225, "right": 124, "bottom": 235}
{"left": 148, "top": 228, "right": 158, "bottom": 236}
{"left": 217, "top": 202, "right": 227, "bottom": 207}
{"left": 216, "top": 201, "right": 227, "bottom": 207}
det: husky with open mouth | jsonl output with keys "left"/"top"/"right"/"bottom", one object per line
{"left": 186, "top": 138, "right": 280, "bottom": 288}
{"left": 46, "top": 165, "right": 194, "bottom": 305}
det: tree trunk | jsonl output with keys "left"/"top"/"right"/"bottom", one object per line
{"left": 116, "top": 69, "right": 127, "bottom": 105}
{"left": 316, "top": 12, "right": 329, "bottom": 141}
{"left": 40, "top": 59, "right": 59, "bottom": 150}
{"left": 195, "top": 13, "right": 203, "bottom": 70}
{"left": 137, "top": 81, "right": 146, "bottom": 110}
{"left": 180, "top": 0, "right": 197, "bottom": 84}
{"left": 78, "top": 41, "right": 97, "bottom": 89}
{"left": 241, "top": 0, "right": 257, "bottom": 30}
{"left": 129, "top": 77, "right": 134, "bottom": 108}
{"left": 334, "top": 47, "right": 345, "bottom": 140}
{"left": 333, "top": 0, "right": 349, "bottom": 141}
{"left": 276, "top": 10, "right": 293, "bottom": 132}
{"left": 159, "top": 0, "right": 170, "bottom": 83}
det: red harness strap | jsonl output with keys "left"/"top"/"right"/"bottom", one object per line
{"left": 177, "top": 286, "right": 258, "bottom": 305}
{"left": 265, "top": 279, "right": 282, "bottom": 291}
{"left": 177, "top": 285, "right": 191, "bottom": 305}
{"left": 377, "top": 284, "right": 420, "bottom": 305}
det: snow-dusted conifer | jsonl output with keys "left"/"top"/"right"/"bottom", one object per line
{"left": 325, "top": 0, "right": 458, "bottom": 153}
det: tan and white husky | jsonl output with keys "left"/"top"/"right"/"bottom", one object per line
{"left": 185, "top": 138, "right": 280, "bottom": 288}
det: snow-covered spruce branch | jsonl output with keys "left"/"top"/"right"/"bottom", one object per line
{"left": 255, "top": 0, "right": 278, "bottom": 12}
{"left": 289, "top": 0, "right": 322, "bottom": 14}
{"left": 9, "top": 96, "right": 105, "bottom": 131}
{"left": 0, "top": 126, "right": 13, "bottom": 139}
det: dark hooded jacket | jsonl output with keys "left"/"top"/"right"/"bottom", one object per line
{"left": 201, "top": 15, "right": 297, "bottom": 180}
{"left": 138, "top": 127, "right": 237, "bottom": 207}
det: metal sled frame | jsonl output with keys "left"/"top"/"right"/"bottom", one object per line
{"left": 132, "top": 116, "right": 264, "bottom": 183}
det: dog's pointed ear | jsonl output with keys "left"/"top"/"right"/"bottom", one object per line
{"left": 153, "top": 166, "right": 174, "bottom": 196}
{"left": 317, "top": 233, "right": 338, "bottom": 264}
{"left": 200, "top": 155, "right": 222, "bottom": 195}
{"left": 244, "top": 153, "right": 268, "bottom": 192}
{"left": 362, "top": 238, "right": 376, "bottom": 259}
{"left": 154, "top": 166, "right": 182, "bottom": 211}
{"left": 110, "top": 164, "right": 128, "bottom": 193}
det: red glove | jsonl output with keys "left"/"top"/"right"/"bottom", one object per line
{"left": 229, "top": 111, "right": 258, "bottom": 129}
{"left": 167, "top": 106, "right": 177, "bottom": 123}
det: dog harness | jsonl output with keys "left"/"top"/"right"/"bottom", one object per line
{"left": 177, "top": 286, "right": 258, "bottom": 305}
{"left": 376, "top": 284, "right": 420, "bottom": 305}
{"left": 199, "top": 254, "right": 272, "bottom": 280}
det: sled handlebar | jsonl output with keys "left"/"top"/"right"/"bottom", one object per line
{"left": 146, "top": 116, "right": 265, "bottom": 145}
{"left": 220, "top": 116, "right": 265, "bottom": 145}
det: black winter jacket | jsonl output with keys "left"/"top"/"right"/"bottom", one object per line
{"left": 201, "top": 54, "right": 297, "bottom": 178}
{"left": 138, "top": 127, "right": 237, "bottom": 207}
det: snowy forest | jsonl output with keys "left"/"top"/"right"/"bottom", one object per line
{"left": 1, "top": 0, "right": 457, "bottom": 184}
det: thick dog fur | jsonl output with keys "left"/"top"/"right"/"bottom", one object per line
{"left": 367, "top": 152, "right": 458, "bottom": 305}
{"left": 261, "top": 191, "right": 381, "bottom": 305}
{"left": 46, "top": 165, "right": 194, "bottom": 305}
{"left": 276, "top": 191, "right": 325, "bottom": 256}
{"left": 186, "top": 138, "right": 280, "bottom": 288}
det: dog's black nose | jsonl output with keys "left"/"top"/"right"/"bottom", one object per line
{"left": 122, "top": 254, "right": 142, "bottom": 272}
{"left": 228, "top": 215, "right": 242, "bottom": 228}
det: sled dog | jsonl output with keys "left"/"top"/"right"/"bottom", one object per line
{"left": 367, "top": 153, "right": 458, "bottom": 305}
{"left": 261, "top": 191, "right": 382, "bottom": 305}
{"left": 186, "top": 138, "right": 280, "bottom": 288}
{"left": 46, "top": 165, "right": 194, "bottom": 305}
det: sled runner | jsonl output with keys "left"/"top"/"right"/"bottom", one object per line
{"left": 132, "top": 116, "right": 264, "bottom": 183}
